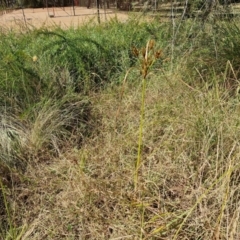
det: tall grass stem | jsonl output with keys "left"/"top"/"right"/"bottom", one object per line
{"left": 134, "top": 77, "right": 146, "bottom": 191}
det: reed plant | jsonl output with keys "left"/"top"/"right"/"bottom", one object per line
{"left": 132, "top": 39, "right": 163, "bottom": 191}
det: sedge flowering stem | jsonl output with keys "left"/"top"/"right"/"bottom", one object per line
{"left": 134, "top": 76, "right": 147, "bottom": 191}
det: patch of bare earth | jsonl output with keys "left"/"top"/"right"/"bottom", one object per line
{"left": 0, "top": 7, "right": 129, "bottom": 29}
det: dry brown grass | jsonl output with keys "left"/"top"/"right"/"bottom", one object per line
{"left": 4, "top": 66, "right": 239, "bottom": 239}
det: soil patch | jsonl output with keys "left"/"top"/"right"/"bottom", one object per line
{"left": 0, "top": 7, "right": 129, "bottom": 29}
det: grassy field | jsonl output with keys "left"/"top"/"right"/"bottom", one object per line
{"left": 0, "top": 13, "right": 240, "bottom": 239}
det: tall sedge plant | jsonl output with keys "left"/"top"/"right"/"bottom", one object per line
{"left": 133, "top": 40, "right": 162, "bottom": 191}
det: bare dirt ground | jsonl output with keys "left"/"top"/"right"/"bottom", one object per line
{"left": 0, "top": 7, "right": 129, "bottom": 29}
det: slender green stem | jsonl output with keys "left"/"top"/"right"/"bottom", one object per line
{"left": 134, "top": 77, "right": 147, "bottom": 191}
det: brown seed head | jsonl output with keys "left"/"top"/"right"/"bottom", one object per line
{"left": 155, "top": 50, "right": 162, "bottom": 59}
{"left": 148, "top": 39, "right": 155, "bottom": 50}
{"left": 132, "top": 46, "right": 139, "bottom": 57}
{"left": 141, "top": 48, "right": 146, "bottom": 58}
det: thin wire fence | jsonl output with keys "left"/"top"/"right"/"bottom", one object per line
{"left": 0, "top": 0, "right": 239, "bottom": 26}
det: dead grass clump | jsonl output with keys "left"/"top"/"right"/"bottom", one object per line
{"left": 0, "top": 95, "right": 93, "bottom": 238}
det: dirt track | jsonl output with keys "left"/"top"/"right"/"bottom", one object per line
{"left": 0, "top": 7, "right": 129, "bottom": 29}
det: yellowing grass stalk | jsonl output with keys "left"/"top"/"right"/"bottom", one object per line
{"left": 172, "top": 144, "right": 237, "bottom": 240}
{"left": 134, "top": 39, "right": 162, "bottom": 191}
{"left": 134, "top": 76, "right": 147, "bottom": 191}
{"left": 134, "top": 40, "right": 151, "bottom": 191}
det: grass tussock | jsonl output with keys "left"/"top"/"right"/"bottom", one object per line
{"left": 1, "top": 15, "right": 240, "bottom": 239}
